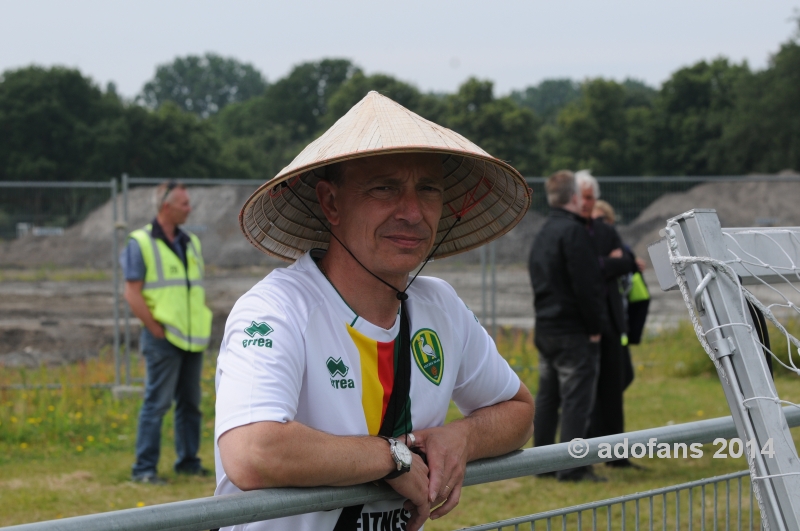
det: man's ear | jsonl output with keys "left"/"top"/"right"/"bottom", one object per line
{"left": 316, "top": 180, "right": 340, "bottom": 226}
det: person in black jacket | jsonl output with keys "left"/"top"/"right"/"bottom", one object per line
{"left": 528, "top": 170, "right": 608, "bottom": 482}
{"left": 576, "top": 171, "right": 641, "bottom": 468}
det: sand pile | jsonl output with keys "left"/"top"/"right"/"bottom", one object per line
{"left": 0, "top": 185, "right": 546, "bottom": 268}
{"left": 618, "top": 178, "right": 800, "bottom": 259}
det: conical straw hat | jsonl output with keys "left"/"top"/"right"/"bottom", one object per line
{"left": 240, "top": 91, "right": 531, "bottom": 262}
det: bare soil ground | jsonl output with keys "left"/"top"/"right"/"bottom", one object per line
{"left": 0, "top": 264, "right": 690, "bottom": 367}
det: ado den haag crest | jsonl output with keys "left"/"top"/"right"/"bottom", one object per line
{"left": 411, "top": 329, "right": 444, "bottom": 385}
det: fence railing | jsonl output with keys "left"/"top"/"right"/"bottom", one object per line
{"left": 4, "top": 406, "right": 798, "bottom": 531}
{"left": 460, "top": 470, "right": 754, "bottom": 531}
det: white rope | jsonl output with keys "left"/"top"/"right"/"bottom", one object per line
{"left": 741, "top": 396, "right": 800, "bottom": 410}
{"left": 662, "top": 223, "right": 800, "bottom": 531}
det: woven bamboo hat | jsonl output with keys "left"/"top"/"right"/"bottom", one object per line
{"left": 239, "top": 91, "right": 531, "bottom": 262}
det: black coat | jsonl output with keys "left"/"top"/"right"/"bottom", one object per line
{"left": 528, "top": 208, "right": 608, "bottom": 336}
{"left": 587, "top": 219, "right": 637, "bottom": 335}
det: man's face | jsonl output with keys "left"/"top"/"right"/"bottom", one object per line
{"left": 164, "top": 188, "right": 192, "bottom": 226}
{"left": 579, "top": 184, "right": 596, "bottom": 219}
{"left": 317, "top": 153, "right": 444, "bottom": 278}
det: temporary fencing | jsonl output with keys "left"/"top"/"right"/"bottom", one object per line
{"left": 461, "top": 471, "right": 753, "bottom": 531}
{"left": 4, "top": 406, "right": 798, "bottom": 531}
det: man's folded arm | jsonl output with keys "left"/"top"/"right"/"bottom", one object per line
{"left": 458, "top": 382, "right": 534, "bottom": 461}
{"left": 218, "top": 420, "right": 396, "bottom": 490}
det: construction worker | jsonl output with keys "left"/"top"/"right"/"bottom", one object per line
{"left": 121, "top": 180, "right": 212, "bottom": 483}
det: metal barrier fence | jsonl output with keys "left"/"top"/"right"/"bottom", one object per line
{"left": 5, "top": 406, "right": 798, "bottom": 531}
{"left": 3, "top": 175, "right": 799, "bottom": 387}
{"left": 460, "top": 471, "right": 754, "bottom": 531}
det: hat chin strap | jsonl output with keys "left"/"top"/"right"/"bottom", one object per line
{"left": 286, "top": 185, "right": 461, "bottom": 301}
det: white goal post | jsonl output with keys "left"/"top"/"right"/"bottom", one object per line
{"left": 649, "top": 209, "right": 800, "bottom": 531}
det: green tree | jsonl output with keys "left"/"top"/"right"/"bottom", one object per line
{"left": 511, "top": 79, "right": 581, "bottom": 123}
{"left": 441, "top": 78, "right": 543, "bottom": 175}
{"left": 324, "top": 71, "right": 441, "bottom": 127}
{"left": 0, "top": 66, "right": 122, "bottom": 182}
{"left": 644, "top": 59, "right": 750, "bottom": 175}
{"left": 718, "top": 25, "right": 800, "bottom": 173}
{"left": 546, "top": 79, "right": 636, "bottom": 175}
{"left": 213, "top": 59, "right": 359, "bottom": 179}
{"left": 106, "top": 103, "right": 225, "bottom": 177}
{"left": 139, "top": 53, "right": 267, "bottom": 118}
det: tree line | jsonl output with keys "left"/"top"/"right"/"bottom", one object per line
{"left": 1, "top": 22, "right": 798, "bottom": 183}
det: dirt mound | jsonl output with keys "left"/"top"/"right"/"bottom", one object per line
{"left": 0, "top": 185, "right": 546, "bottom": 268}
{"left": 0, "top": 185, "right": 282, "bottom": 268}
{"left": 618, "top": 178, "right": 800, "bottom": 260}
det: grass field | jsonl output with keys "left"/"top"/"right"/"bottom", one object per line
{"left": 1, "top": 324, "right": 799, "bottom": 529}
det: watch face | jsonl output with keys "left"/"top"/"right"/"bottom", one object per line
{"left": 394, "top": 441, "right": 413, "bottom": 467}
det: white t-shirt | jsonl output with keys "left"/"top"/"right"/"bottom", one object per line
{"left": 214, "top": 250, "right": 520, "bottom": 531}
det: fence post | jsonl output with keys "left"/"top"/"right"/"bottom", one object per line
{"left": 110, "top": 177, "right": 120, "bottom": 387}
{"left": 121, "top": 173, "right": 131, "bottom": 385}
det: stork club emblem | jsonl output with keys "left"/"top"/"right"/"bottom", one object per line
{"left": 411, "top": 329, "right": 444, "bottom": 386}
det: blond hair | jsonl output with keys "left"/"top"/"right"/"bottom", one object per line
{"left": 593, "top": 199, "right": 616, "bottom": 224}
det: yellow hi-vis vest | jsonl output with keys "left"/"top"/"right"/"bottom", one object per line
{"left": 129, "top": 224, "right": 212, "bottom": 352}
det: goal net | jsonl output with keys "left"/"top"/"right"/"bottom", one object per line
{"left": 649, "top": 209, "right": 800, "bottom": 531}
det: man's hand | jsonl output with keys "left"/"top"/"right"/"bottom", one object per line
{"left": 149, "top": 324, "right": 166, "bottom": 339}
{"left": 410, "top": 423, "right": 470, "bottom": 520}
{"left": 385, "top": 453, "right": 430, "bottom": 531}
{"left": 406, "top": 383, "right": 534, "bottom": 521}
{"left": 124, "top": 281, "right": 165, "bottom": 339}
{"left": 636, "top": 257, "right": 647, "bottom": 271}
{"left": 609, "top": 248, "right": 623, "bottom": 259}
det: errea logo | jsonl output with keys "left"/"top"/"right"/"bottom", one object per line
{"left": 242, "top": 321, "right": 274, "bottom": 348}
{"left": 326, "top": 357, "right": 355, "bottom": 390}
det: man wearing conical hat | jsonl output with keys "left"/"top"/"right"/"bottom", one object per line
{"left": 214, "top": 92, "right": 535, "bottom": 531}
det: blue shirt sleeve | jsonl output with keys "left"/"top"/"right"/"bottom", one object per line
{"left": 120, "top": 238, "right": 146, "bottom": 281}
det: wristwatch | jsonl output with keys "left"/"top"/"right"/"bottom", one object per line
{"left": 381, "top": 436, "right": 412, "bottom": 479}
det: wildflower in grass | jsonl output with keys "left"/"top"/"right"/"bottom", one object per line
{"left": 75, "top": 412, "right": 83, "bottom": 419}
{"left": 20, "top": 442, "right": 28, "bottom": 449}
{"left": 87, "top": 435, "right": 95, "bottom": 442}
{"left": 111, "top": 422, "right": 118, "bottom": 428}
{"left": 137, "top": 502, "right": 145, "bottom": 507}
{"left": 104, "top": 438, "right": 111, "bottom": 443}
{"left": 96, "top": 399, "right": 103, "bottom": 405}
{"left": 48, "top": 405, "right": 55, "bottom": 412}
{"left": 11, "top": 416, "right": 17, "bottom": 423}
{"left": 76, "top": 445, "right": 84, "bottom": 452}
{"left": 697, "top": 410, "right": 704, "bottom": 417}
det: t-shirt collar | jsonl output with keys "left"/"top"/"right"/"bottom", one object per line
{"left": 300, "top": 250, "right": 401, "bottom": 340}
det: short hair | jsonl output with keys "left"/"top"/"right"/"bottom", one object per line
{"left": 323, "top": 162, "right": 344, "bottom": 186}
{"left": 545, "top": 170, "right": 577, "bottom": 207}
{"left": 154, "top": 180, "right": 186, "bottom": 213}
{"left": 575, "top": 169, "right": 600, "bottom": 199}
{"left": 593, "top": 199, "right": 616, "bottom": 224}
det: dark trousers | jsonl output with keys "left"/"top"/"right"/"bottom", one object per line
{"left": 534, "top": 332, "right": 600, "bottom": 478}
{"left": 132, "top": 328, "right": 204, "bottom": 477}
{"left": 588, "top": 328, "right": 625, "bottom": 439}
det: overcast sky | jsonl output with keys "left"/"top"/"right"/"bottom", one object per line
{"left": 1, "top": 0, "right": 797, "bottom": 98}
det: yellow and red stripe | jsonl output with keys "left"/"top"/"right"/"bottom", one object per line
{"left": 346, "top": 324, "right": 396, "bottom": 435}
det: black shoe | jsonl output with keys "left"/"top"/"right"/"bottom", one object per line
{"left": 606, "top": 459, "right": 645, "bottom": 470}
{"left": 131, "top": 473, "right": 167, "bottom": 485}
{"left": 558, "top": 469, "right": 607, "bottom": 483}
{"left": 175, "top": 466, "right": 211, "bottom": 477}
